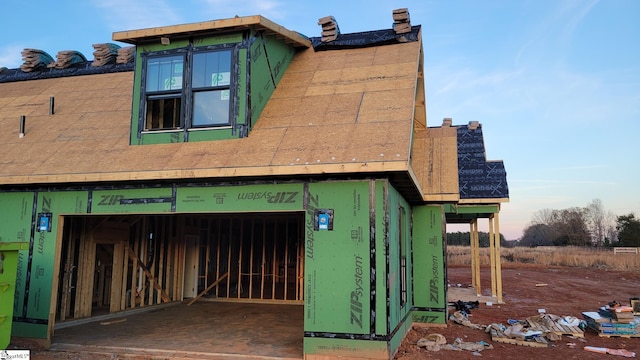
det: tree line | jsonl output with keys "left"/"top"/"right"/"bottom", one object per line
{"left": 517, "top": 199, "right": 639, "bottom": 247}
{"left": 446, "top": 231, "right": 510, "bottom": 247}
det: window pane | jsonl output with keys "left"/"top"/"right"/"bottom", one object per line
{"left": 192, "top": 50, "right": 232, "bottom": 88}
{"left": 146, "top": 55, "right": 184, "bottom": 92}
{"left": 145, "top": 96, "right": 182, "bottom": 130}
{"left": 192, "top": 90, "right": 230, "bottom": 126}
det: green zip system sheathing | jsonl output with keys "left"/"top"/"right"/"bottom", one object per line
{"left": 130, "top": 29, "right": 295, "bottom": 145}
{"left": 0, "top": 242, "right": 29, "bottom": 349}
{"left": 411, "top": 205, "right": 448, "bottom": 324}
{"left": 0, "top": 179, "right": 447, "bottom": 359}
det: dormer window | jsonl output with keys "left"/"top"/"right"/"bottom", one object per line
{"left": 114, "top": 16, "right": 310, "bottom": 145}
{"left": 191, "top": 50, "right": 232, "bottom": 127}
{"left": 142, "top": 48, "right": 233, "bottom": 132}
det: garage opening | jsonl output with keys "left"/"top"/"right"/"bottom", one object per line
{"left": 55, "top": 212, "right": 305, "bottom": 323}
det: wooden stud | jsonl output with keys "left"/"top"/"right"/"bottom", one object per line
{"left": 121, "top": 244, "right": 129, "bottom": 310}
{"left": 215, "top": 218, "right": 221, "bottom": 298}
{"left": 226, "top": 217, "right": 232, "bottom": 298}
{"left": 272, "top": 220, "right": 277, "bottom": 299}
{"left": 110, "top": 241, "right": 124, "bottom": 312}
{"left": 284, "top": 220, "right": 289, "bottom": 300}
{"left": 249, "top": 218, "right": 254, "bottom": 299}
{"left": 260, "top": 219, "right": 265, "bottom": 299}
{"left": 126, "top": 245, "right": 170, "bottom": 303}
{"left": 237, "top": 218, "right": 244, "bottom": 299}
{"left": 59, "top": 219, "right": 76, "bottom": 321}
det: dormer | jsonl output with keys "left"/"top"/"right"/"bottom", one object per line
{"left": 113, "top": 16, "right": 311, "bottom": 145}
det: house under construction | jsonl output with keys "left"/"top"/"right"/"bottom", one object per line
{"left": 0, "top": 9, "right": 508, "bottom": 360}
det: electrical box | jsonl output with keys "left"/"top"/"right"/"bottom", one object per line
{"left": 314, "top": 209, "right": 334, "bottom": 231}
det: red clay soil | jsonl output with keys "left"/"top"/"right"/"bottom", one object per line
{"left": 10, "top": 265, "right": 640, "bottom": 359}
{"left": 396, "top": 265, "right": 640, "bottom": 360}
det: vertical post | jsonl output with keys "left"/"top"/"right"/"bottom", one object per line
{"left": 49, "top": 96, "right": 55, "bottom": 115}
{"left": 237, "top": 218, "right": 243, "bottom": 299}
{"left": 489, "top": 215, "right": 497, "bottom": 297}
{"left": 226, "top": 218, "right": 232, "bottom": 298}
{"left": 494, "top": 212, "right": 503, "bottom": 303}
{"left": 284, "top": 220, "right": 290, "bottom": 300}
{"left": 272, "top": 220, "right": 277, "bottom": 300}
{"left": 215, "top": 218, "right": 221, "bottom": 298}
{"left": 470, "top": 219, "right": 481, "bottom": 296}
{"left": 249, "top": 219, "right": 255, "bottom": 299}
{"left": 261, "top": 218, "right": 266, "bottom": 299}
{"left": 19, "top": 115, "right": 25, "bottom": 138}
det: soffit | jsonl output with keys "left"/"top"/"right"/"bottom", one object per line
{"left": 112, "top": 15, "right": 311, "bottom": 48}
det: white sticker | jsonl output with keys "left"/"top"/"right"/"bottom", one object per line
{"left": 164, "top": 76, "right": 182, "bottom": 90}
{"left": 221, "top": 90, "right": 230, "bottom": 101}
{"left": 211, "top": 72, "right": 231, "bottom": 86}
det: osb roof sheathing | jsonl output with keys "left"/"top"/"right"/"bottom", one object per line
{"left": 0, "top": 40, "right": 425, "bottom": 193}
{"left": 412, "top": 126, "right": 460, "bottom": 202}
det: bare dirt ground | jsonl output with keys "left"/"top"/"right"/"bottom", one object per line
{"left": 9, "top": 264, "right": 640, "bottom": 359}
{"left": 396, "top": 265, "right": 640, "bottom": 360}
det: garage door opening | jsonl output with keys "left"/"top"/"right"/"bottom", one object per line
{"left": 55, "top": 212, "right": 305, "bottom": 323}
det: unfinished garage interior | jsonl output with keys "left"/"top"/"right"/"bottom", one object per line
{"left": 58, "top": 212, "right": 305, "bottom": 321}
{"left": 0, "top": 9, "right": 508, "bottom": 360}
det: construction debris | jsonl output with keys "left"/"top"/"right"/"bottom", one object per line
{"left": 392, "top": 8, "right": 411, "bottom": 34}
{"left": 92, "top": 43, "right": 121, "bottom": 66}
{"left": 416, "top": 333, "right": 447, "bottom": 351}
{"left": 450, "top": 311, "right": 485, "bottom": 330}
{"left": 317, "top": 15, "right": 339, "bottom": 42}
{"left": 20, "top": 48, "right": 54, "bottom": 72}
{"left": 583, "top": 301, "right": 640, "bottom": 337}
{"left": 417, "top": 334, "right": 492, "bottom": 352}
{"left": 584, "top": 346, "right": 636, "bottom": 358}
{"left": 484, "top": 313, "right": 584, "bottom": 348}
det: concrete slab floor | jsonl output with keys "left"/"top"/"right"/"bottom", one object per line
{"left": 50, "top": 301, "right": 304, "bottom": 359}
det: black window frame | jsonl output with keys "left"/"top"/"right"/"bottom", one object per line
{"left": 139, "top": 45, "right": 235, "bottom": 135}
{"left": 398, "top": 205, "right": 408, "bottom": 307}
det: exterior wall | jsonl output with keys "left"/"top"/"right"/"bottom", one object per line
{"left": 129, "top": 30, "right": 295, "bottom": 145}
{"left": 303, "top": 180, "right": 416, "bottom": 360}
{"left": 0, "top": 179, "right": 440, "bottom": 359}
{"left": 248, "top": 31, "right": 296, "bottom": 130}
{"left": 411, "top": 205, "right": 448, "bottom": 324}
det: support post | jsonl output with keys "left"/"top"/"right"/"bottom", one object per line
{"left": 494, "top": 212, "right": 503, "bottom": 303}
{"left": 489, "top": 215, "right": 497, "bottom": 297}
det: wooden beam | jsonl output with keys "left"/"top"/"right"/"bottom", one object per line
{"left": 187, "top": 272, "right": 229, "bottom": 306}
{"left": 126, "top": 245, "right": 170, "bottom": 303}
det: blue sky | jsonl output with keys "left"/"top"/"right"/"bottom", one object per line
{"left": 1, "top": 0, "right": 638, "bottom": 240}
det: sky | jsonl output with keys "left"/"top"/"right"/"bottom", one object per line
{"left": 1, "top": 0, "right": 639, "bottom": 240}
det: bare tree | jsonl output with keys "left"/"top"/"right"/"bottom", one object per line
{"left": 531, "top": 208, "right": 555, "bottom": 225}
{"left": 585, "top": 199, "right": 617, "bottom": 246}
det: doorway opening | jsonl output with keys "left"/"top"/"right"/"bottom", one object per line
{"left": 55, "top": 212, "right": 305, "bottom": 323}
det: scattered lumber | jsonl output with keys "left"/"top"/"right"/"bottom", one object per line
{"left": 318, "top": 15, "right": 340, "bottom": 42}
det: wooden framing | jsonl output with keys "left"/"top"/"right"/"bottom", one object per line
{"left": 53, "top": 212, "right": 304, "bottom": 328}
{"left": 467, "top": 213, "right": 504, "bottom": 303}
{"left": 112, "top": 15, "right": 312, "bottom": 48}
